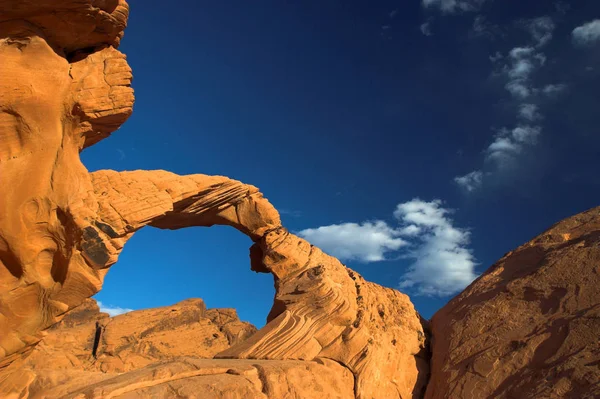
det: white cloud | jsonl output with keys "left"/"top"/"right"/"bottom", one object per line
{"left": 511, "top": 125, "right": 541, "bottom": 144}
{"left": 394, "top": 199, "right": 448, "bottom": 227}
{"left": 458, "top": 14, "right": 558, "bottom": 192}
{"left": 534, "top": 53, "right": 547, "bottom": 66}
{"left": 471, "top": 15, "right": 501, "bottom": 39}
{"left": 489, "top": 51, "right": 503, "bottom": 63}
{"left": 505, "top": 81, "right": 531, "bottom": 99}
{"left": 522, "top": 16, "right": 555, "bottom": 47}
{"left": 506, "top": 47, "right": 539, "bottom": 79}
{"left": 542, "top": 83, "right": 567, "bottom": 96}
{"left": 454, "top": 170, "right": 483, "bottom": 192}
{"left": 298, "top": 200, "right": 478, "bottom": 297}
{"left": 394, "top": 199, "right": 478, "bottom": 296}
{"left": 508, "top": 58, "right": 535, "bottom": 79}
{"left": 555, "top": 1, "right": 570, "bottom": 15}
{"left": 509, "top": 46, "right": 535, "bottom": 59}
{"left": 297, "top": 221, "right": 407, "bottom": 262}
{"left": 97, "top": 301, "right": 133, "bottom": 317}
{"left": 519, "top": 104, "right": 541, "bottom": 121}
{"left": 422, "top": 0, "right": 488, "bottom": 14}
{"left": 472, "top": 15, "right": 486, "bottom": 33}
{"left": 502, "top": 46, "right": 545, "bottom": 99}
{"left": 420, "top": 21, "right": 433, "bottom": 36}
{"left": 487, "top": 136, "right": 521, "bottom": 161}
{"left": 280, "top": 209, "right": 303, "bottom": 217}
{"left": 484, "top": 125, "right": 541, "bottom": 168}
{"left": 398, "top": 225, "right": 422, "bottom": 237}
{"left": 572, "top": 20, "right": 600, "bottom": 46}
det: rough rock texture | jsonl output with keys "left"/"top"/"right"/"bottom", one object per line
{"left": 0, "top": 8, "right": 133, "bottom": 365}
{"left": 219, "top": 228, "right": 430, "bottom": 398}
{"left": 2, "top": 1, "right": 599, "bottom": 398}
{"left": 0, "top": 298, "right": 258, "bottom": 397}
{"left": 0, "top": 1, "right": 428, "bottom": 398}
{"left": 426, "top": 206, "right": 600, "bottom": 399}
{"left": 0, "top": 0, "right": 129, "bottom": 54}
{"left": 49, "top": 358, "right": 356, "bottom": 399}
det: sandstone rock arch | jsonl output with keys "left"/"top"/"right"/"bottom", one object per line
{"left": 0, "top": 1, "right": 428, "bottom": 398}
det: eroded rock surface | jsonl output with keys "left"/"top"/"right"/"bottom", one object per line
{"left": 0, "top": 0, "right": 129, "bottom": 54}
{"left": 58, "top": 358, "right": 356, "bottom": 399}
{"left": 0, "top": 298, "right": 258, "bottom": 397}
{"left": 426, "top": 206, "right": 600, "bottom": 399}
{"left": 2, "top": 0, "right": 598, "bottom": 398}
{"left": 0, "top": 1, "right": 428, "bottom": 398}
{"left": 220, "top": 229, "right": 430, "bottom": 398}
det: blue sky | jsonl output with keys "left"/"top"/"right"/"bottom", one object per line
{"left": 84, "top": 0, "right": 600, "bottom": 327}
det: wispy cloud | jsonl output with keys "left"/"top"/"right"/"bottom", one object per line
{"left": 97, "top": 301, "right": 133, "bottom": 317}
{"left": 485, "top": 125, "right": 541, "bottom": 170}
{"left": 554, "top": 1, "right": 570, "bottom": 15}
{"left": 572, "top": 19, "right": 600, "bottom": 46}
{"left": 489, "top": 51, "right": 503, "bottom": 63}
{"left": 455, "top": 14, "right": 565, "bottom": 192}
{"left": 454, "top": 170, "right": 483, "bottom": 192}
{"left": 279, "top": 209, "right": 303, "bottom": 218}
{"left": 298, "top": 199, "right": 477, "bottom": 296}
{"left": 503, "top": 46, "right": 546, "bottom": 99}
{"left": 521, "top": 16, "right": 555, "bottom": 47}
{"left": 542, "top": 83, "right": 567, "bottom": 96}
{"left": 518, "top": 104, "right": 542, "bottom": 122}
{"left": 422, "top": 0, "right": 489, "bottom": 14}
{"left": 471, "top": 15, "right": 502, "bottom": 40}
{"left": 420, "top": 20, "right": 433, "bottom": 36}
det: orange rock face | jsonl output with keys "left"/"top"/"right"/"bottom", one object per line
{"left": 219, "top": 229, "right": 430, "bottom": 398}
{"left": 0, "top": 1, "right": 428, "bottom": 398}
{"left": 0, "top": 298, "right": 259, "bottom": 397}
{"left": 425, "top": 206, "right": 600, "bottom": 399}
{"left": 5, "top": 1, "right": 596, "bottom": 398}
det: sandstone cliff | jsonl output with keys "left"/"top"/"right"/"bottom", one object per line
{"left": 0, "top": 1, "right": 428, "bottom": 398}
{"left": 1, "top": 0, "right": 598, "bottom": 398}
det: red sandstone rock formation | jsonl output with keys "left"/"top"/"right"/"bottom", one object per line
{"left": 2, "top": 1, "right": 598, "bottom": 398}
{"left": 0, "top": 1, "right": 428, "bottom": 398}
{"left": 0, "top": 298, "right": 259, "bottom": 397}
{"left": 425, "top": 206, "right": 600, "bottom": 399}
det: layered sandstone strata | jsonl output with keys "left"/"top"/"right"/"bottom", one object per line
{"left": 0, "top": 1, "right": 428, "bottom": 398}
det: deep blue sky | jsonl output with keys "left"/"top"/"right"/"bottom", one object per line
{"left": 84, "top": 0, "right": 600, "bottom": 326}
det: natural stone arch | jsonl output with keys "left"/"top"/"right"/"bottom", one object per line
{"left": 85, "top": 169, "right": 430, "bottom": 397}
{"left": 0, "top": 1, "right": 428, "bottom": 397}
{"left": 1, "top": 164, "right": 430, "bottom": 398}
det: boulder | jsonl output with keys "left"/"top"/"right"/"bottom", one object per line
{"left": 426, "top": 206, "right": 600, "bottom": 399}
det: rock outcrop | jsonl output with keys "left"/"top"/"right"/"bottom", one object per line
{"left": 0, "top": 298, "right": 259, "bottom": 397}
{"left": 3, "top": 1, "right": 597, "bottom": 398}
{"left": 58, "top": 358, "right": 356, "bottom": 399}
{"left": 0, "top": 1, "right": 428, "bottom": 398}
{"left": 425, "top": 206, "right": 600, "bottom": 399}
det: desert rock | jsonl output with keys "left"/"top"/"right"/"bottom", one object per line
{"left": 0, "top": 1, "right": 428, "bottom": 398}
{"left": 0, "top": 298, "right": 262, "bottom": 397}
{"left": 425, "top": 206, "right": 600, "bottom": 399}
